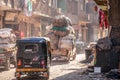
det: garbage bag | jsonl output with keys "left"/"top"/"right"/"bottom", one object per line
{"left": 106, "top": 69, "right": 120, "bottom": 79}
{"left": 96, "top": 37, "right": 112, "bottom": 50}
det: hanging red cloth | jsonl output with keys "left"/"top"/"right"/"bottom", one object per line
{"left": 99, "top": 9, "right": 108, "bottom": 29}
{"left": 104, "top": 18, "right": 108, "bottom": 29}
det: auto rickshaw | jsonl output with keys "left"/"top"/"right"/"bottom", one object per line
{"left": 15, "top": 37, "right": 51, "bottom": 80}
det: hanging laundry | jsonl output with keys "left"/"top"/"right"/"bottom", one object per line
{"left": 104, "top": 18, "right": 108, "bottom": 29}
{"left": 24, "top": 0, "right": 33, "bottom": 16}
{"left": 101, "top": 10, "right": 105, "bottom": 27}
{"left": 27, "top": 0, "right": 32, "bottom": 12}
{"left": 99, "top": 9, "right": 102, "bottom": 28}
{"left": 99, "top": 9, "right": 108, "bottom": 29}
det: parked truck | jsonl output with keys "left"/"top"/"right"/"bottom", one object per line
{"left": 45, "top": 15, "right": 76, "bottom": 62}
{"left": 0, "top": 28, "right": 16, "bottom": 70}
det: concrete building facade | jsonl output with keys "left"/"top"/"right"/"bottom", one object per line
{"left": 55, "top": 0, "right": 100, "bottom": 45}
{"left": 0, "top": 0, "right": 59, "bottom": 37}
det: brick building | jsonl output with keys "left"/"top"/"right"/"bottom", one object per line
{"left": 0, "top": 0, "right": 59, "bottom": 37}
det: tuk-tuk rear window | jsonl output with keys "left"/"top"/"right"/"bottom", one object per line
{"left": 24, "top": 44, "right": 38, "bottom": 53}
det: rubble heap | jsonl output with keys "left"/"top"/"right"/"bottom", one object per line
{"left": 0, "top": 28, "right": 16, "bottom": 51}
{"left": 45, "top": 15, "right": 75, "bottom": 55}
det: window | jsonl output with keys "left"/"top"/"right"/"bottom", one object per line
{"left": 4, "top": 12, "right": 17, "bottom": 22}
{"left": 24, "top": 44, "right": 38, "bottom": 53}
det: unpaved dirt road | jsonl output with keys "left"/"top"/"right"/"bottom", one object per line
{"left": 0, "top": 53, "right": 90, "bottom": 80}
{"left": 0, "top": 53, "right": 116, "bottom": 80}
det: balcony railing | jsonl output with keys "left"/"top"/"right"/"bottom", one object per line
{"left": 1, "top": 0, "right": 58, "bottom": 18}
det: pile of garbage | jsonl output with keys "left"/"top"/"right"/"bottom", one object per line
{"left": 50, "top": 15, "right": 74, "bottom": 37}
{"left": 106, "top": 69, "right": 120, "bottom": 79}
{"left": 0, "top": 28, "right": 16, "bottom": 51}
{"left": 45, "top": 15, "right": 75, "bottom": 52}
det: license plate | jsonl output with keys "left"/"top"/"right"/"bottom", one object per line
{"left": 16, "top": 68, "right": 47, "bottom": 72}
{"left": 24, "top": 65, "right": 31, "bottom": 67}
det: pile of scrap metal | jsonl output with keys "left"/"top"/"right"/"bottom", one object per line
{"left": 0, "top": 28, "right": 16, "bottom": 51}
{"left": 0, "top": 28, "right": 17, "bottom": 70}
{"left": 45, "top": 15, "right": 76, "bottom": 60}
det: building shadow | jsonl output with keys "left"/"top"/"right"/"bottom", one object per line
{"left": 51, "top": 59, "right": 70, "bottom": 66}
{"left": 52, "top": 67, "right": 89, "bottom": 80}
{"left": 12, "top": 76, "right": 46, "bottom": 80}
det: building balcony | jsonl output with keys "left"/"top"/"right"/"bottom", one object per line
{"left": 0, "top": 0, "right": 59, "bottom": 18}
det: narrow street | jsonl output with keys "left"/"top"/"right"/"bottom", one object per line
{"left": 0, "top": 0, "right": 120, "bottom": 80}
{"left": 0, "top": 52, "right": 119, "bottom": 80}
{"left": 50, "top": 53, "right": 87, "bottom": 80}
{"left": 0, "top": 52, "right": 89, "bottom": 80}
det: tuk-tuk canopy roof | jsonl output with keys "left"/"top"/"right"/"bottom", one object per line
{"left": 17, "top": 37, "right": 50, "bottom": 43}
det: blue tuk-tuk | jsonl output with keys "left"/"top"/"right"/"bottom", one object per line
{"left": 15, "top": 37, "right": 51, "bottom": 80}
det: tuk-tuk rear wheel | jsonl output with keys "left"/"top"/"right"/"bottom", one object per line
{"left": 47, "top": 70, "right": 50, "bottom": 80}
{"left": 44, "top": 69, "right": 50, "bottom": 80}
{"left": 16, "top": 77, "right": 20, "bottom": 80}
{"left": 44, "top": 77, "right": 49, "bottom": 80}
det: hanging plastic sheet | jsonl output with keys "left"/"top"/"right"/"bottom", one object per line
{"left": 99, "top": 9, "right": 108, "bottom": 29}
{"left": 24, "top": 0, "right": 33, "bottom": 17}
{"left": 96, "top": 37, "right": 112, "bottom": 50}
